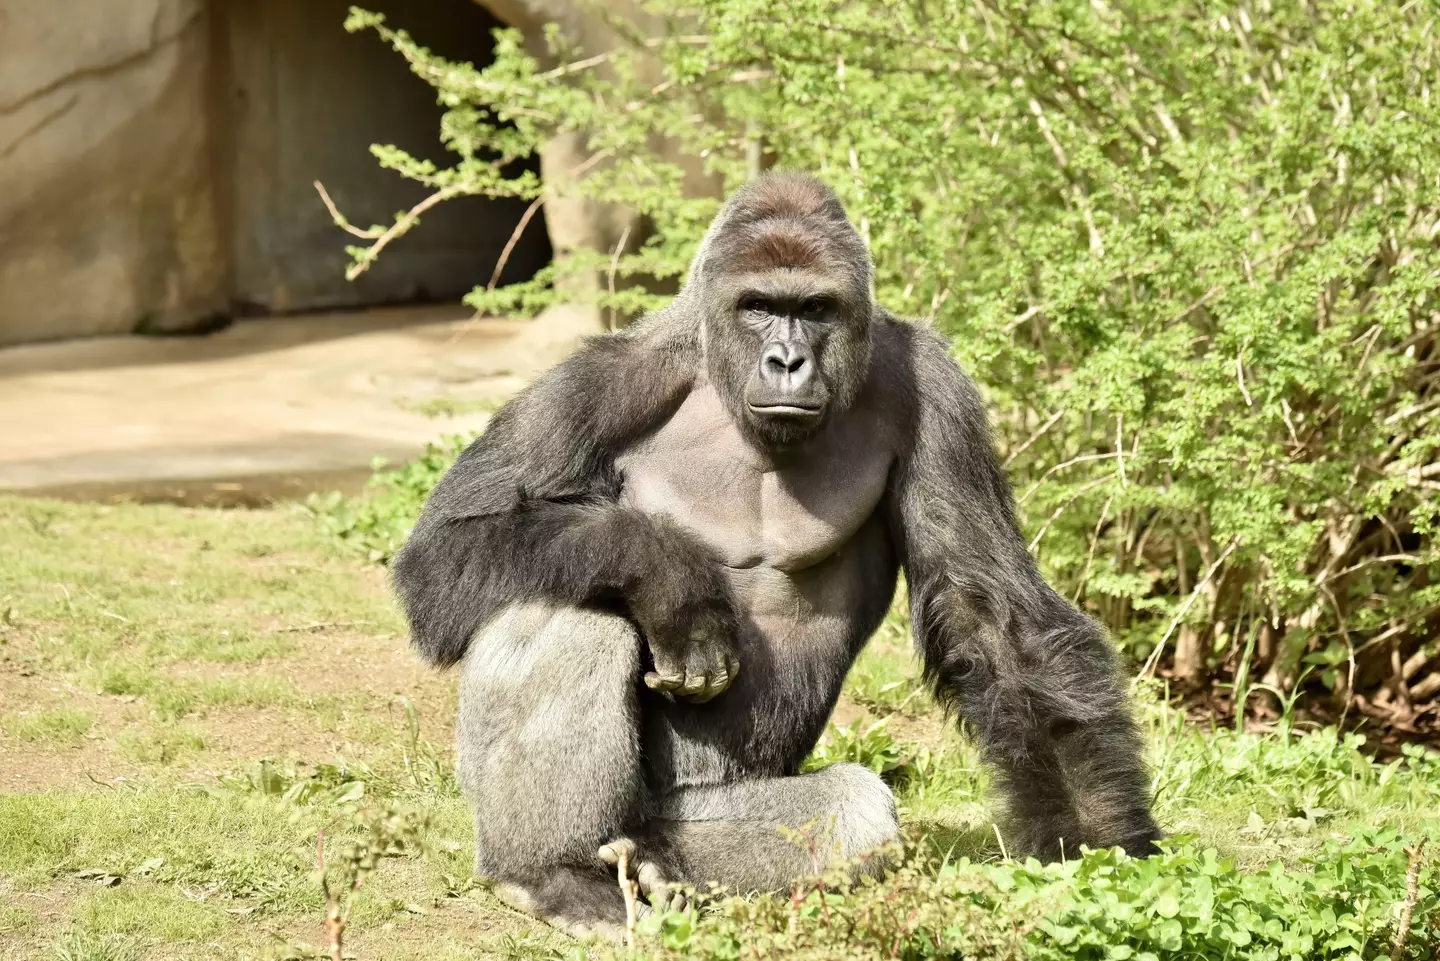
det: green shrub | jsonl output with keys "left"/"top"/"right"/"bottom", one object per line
{"left": 616, "top": 829, "right": 1434, "bottom": 961}
{"left": 333, "top": 1, "right": 1440, "bottom": 718}
{"left": 307, "top": 434, "right": 472, "bottom": 563}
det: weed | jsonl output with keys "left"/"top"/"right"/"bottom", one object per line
{"left": 6, "top": 708, "right": 93, "bottom": 745}
{"left": 116, "top": 725, "right": 206, "bottom": 765}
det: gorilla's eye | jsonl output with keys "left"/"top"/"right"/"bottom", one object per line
{"left": 740, "top": 297, "right": 770, "bottom": 315}
{"left": 800, "top": 298, "right": 829, "bottom": 318}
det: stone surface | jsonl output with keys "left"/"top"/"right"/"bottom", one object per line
{"left": 0, "top": 0, "right": 225, "bottom": 344}
{"left": 0, "top": 304, "right": 588, "bottom": 505}
{"left": 0, "top": 0, "right": 712, "bottom": 347}
{"left": 0, "top": 0, "right": 551, "bottom": 347}
{"left": 220, "top": 0, "right": 551, "bottom": 313}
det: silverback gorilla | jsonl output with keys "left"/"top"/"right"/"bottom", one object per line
{"left": 393, "top": 173, "right": 1160, "bottom": 935}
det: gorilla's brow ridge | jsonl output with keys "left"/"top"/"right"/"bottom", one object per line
{"left": 727, "top": 221, "right": 828, "bottom": 273}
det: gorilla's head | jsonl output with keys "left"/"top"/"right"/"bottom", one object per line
{"left": 686, "top": 173, "right": 875, "bottom": 450}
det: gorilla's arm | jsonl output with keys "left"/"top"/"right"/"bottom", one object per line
{"left": 393, "top": 326, "right": 738, "bottom": 691}
{"left": 883, "top": 323, "right": 1160, "bottom": 858}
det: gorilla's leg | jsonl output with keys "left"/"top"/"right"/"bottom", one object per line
{"left": 636, "top": 763, "right": 900, "bottom": 895}
{"left": 457, "top": 603, "right": 644, "bottom": 936}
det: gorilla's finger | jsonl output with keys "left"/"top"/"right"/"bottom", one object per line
{"left": 680, "top": 673, "right": 708, "bottom": 696}
{"left": 692, "top": 668, "right": 732, "bottom": 702}
{"left": 636, "top": 862, "right": 667, "bottom": 894}
{"left": 644, "top": 671, "right": 682, "bottom": 692}
{"left": 684, "top": 684, "right": 720, "bottom": 704}
{"left": 598, "top": 838, "right": 637, "bottom": 867}
{"left": 725, "top": 654, "right": 741, "bottom": 681}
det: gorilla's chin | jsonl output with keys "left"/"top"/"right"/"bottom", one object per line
{"left": 743, "top": 404, "right": 828, "bottom": 449}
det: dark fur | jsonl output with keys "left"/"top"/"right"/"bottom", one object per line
{"left": 394, "top": 172, "right": 1159, "bottom": 931}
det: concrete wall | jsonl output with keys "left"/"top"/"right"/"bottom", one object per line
{"left": 220, "top": 0, "right": 550, "bottom": 314}
{"left": 0, "top": 0, "right": 227, "bottom": 343}
{"left": 0, "top": 0, "right": 551, "bottom": 346}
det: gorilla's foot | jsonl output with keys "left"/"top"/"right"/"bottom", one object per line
{"left": 598, "top": 837, "right": 689, "bottom": 914}
{"left": 489, "top": 865, "right": 629, "bottom": 941}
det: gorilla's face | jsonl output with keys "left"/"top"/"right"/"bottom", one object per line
{"left": 708, "top": 270, "right": 871, "bottom": 450}
{"left": 691, "top": 174, "right": 875, "bottom": 450}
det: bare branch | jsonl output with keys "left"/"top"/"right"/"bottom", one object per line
{"left": 314, "top": 181, "right": 384, "bottom": 240}
{"left": 1138, "top": 537, "right": 1241, "bottom": 681}
{"left": 1004, "top": 408, "right": 1064, "bottom": 467}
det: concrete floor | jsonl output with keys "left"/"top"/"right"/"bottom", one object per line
{"left": 0, "top": 303, "right": 594, "bottom": 505}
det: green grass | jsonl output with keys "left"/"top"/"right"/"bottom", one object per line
{"left": 115, "top": 725, "right": 208, "bottom": 765}
{"left": 0, "top": 494, "right": 1435, "bottom": 959}
{"left": 5, "top": 709, "right": 93, "bottom": 745}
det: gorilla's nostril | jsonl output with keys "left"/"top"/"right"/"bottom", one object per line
{"left": 765, "top": 355, "right": 788, "bottom": 375}
{"left": 786, "top": 356, "right": 806, "bottom": 373}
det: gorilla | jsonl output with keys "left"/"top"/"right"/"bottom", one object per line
{"left": 393, "top": 173, "right": 1160, "bottom": 935}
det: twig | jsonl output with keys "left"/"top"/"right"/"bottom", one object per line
{"left": 616, "top": 845, "right": 638, "bottom": 949}
{"left": 1072, "top": 494, "right": 1115, "bottom": 603}
{"left": 314, "top": 181, "right": 384, "bottom": 240}
{"left": 342, "top": 182, "right": 470, "bottom": 281}
{"left": 606, "top": 224, "right": 633, "bottom": 332}
{"left": 1138, "top": 537, "right": 1240, "bottom": 681}
{"left": 1172, "top": 285, "right": 1225, "bottom": 323}
{"left": 276, "top": 620, "right": 366, "bottom": 633}
{"left": 484, "top": 195, "right": 546, "bottom": 295}
{"left": 1029, "top": 97, "right": 1068, "bottom": 169}
{"left": 1028, "top": 472, "right": 1116, "bottom": 553}
{"left": 1114, "top": 413, "right": 1127, "bottom": 487}
{"left": 1018, "top": 452, "right": 1117, "bottom": 505}
{"left": 318, "top": 831, "right": 344, "bottom": 961}
{"left": 1004, "top": 409, "right": 1064, "bottom": 467}
{"left": 1004, "top": 305, "right": 1043, "bottom": 332}
{"left": 1321, "top": 553, "right": 1426, "bottom": 586}
{"left": 1390, "top": 838, "right": 1427, "bottom": 961}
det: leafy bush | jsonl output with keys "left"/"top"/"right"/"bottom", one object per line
{"left": 333, "top": 1, "right": 1440, "bottom": 724}
{"left": 614, "top": 829, "right": 1434, "bottom": 961}
{"left": 306, "top": 434, "right": 472, "bottom": 563}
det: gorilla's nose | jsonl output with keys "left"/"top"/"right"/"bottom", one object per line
{"left": 759, "top": 341, "right": 815, "bottom": 394}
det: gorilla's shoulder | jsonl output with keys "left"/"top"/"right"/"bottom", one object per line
{"left": 869, "top": 312, "right": 967, "bottom": 382}
{"left": 868, "top": 311, "right": 985, "bottom": 421}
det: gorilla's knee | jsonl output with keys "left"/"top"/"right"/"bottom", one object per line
{"left": 809, "top": 762, "right": 899, "bottom": 862}
{"left": 458, "top": 602, "right": 645, "bottom": 875}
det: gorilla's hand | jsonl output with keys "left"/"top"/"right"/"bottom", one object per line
{"left": 626, "top": 563, "right": 740, "bottom": 704}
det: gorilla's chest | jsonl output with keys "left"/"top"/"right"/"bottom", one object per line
{"left": 616, "top": 387, "right": 893, "bottom": 573}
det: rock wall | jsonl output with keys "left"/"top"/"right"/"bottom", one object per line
{"left": 0, "top": 0, "right": 226, "bottom": 344}
{"left": 0, "top": 0, "right": 706, "bottom": 347}
{"left": 219, "top": 0, "right": 549, "bottom": 314}
{"left": 0, "top": 0, "right": 549, "bottom": 347}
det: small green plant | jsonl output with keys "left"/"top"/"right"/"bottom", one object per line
{"left": 7, "top": 708, "right": 93, "bottom": 745}
{"left": 116, "top": 725, "right": 206, "bottom": 765}
{"left": 51, "top": 931, "right": 141, "bottom": 961}
{"left": 307, "top": 434, "right": 473, "bottom": 563}
{"left": 309, "top": 805, "right": 432, "bottom": 961}
{"left": 617, "top": 829, "right": 1435, "bottom": 960}
{"left": 803, "top": 719, "right": 942, "bottom": 794}
{"left": 213, "top": 758, "right": 370, "bottom": 807}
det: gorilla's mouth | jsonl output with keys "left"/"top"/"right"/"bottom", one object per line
{"left": 747, "top": 402, "right": 825, "bottom": 418}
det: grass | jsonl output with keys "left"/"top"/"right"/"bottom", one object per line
{"left": 5, "top": 709, "right": 93, "bottom": 746}
{"left": 0, "top": 493, "right": 1435, "bottom": 959}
